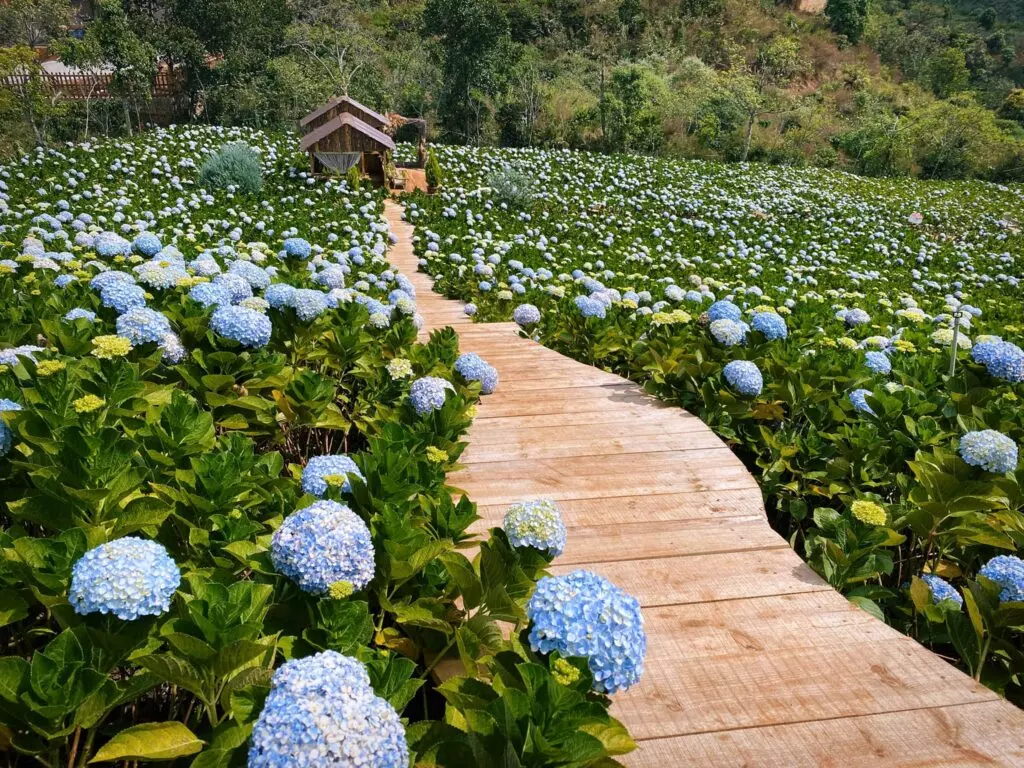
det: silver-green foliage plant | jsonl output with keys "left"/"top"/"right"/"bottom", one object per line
{"left": 486, "top": 166, "right": 533, "bottom": 208}
{"left": 198, "top": 142, "right": 263, "bottom": 194}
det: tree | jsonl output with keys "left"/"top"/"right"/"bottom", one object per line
{"left": 0, "top": 45, "right": 67, "bottom": 147}
{"left": 927, "top": 47, "right": 969, "bottom": 98}
{"left": 604, "top": 65, "right": 666, "bottom": 154}
{"left": 422, "top": 0, "right": 508, "bottom": 142}
{"left": 978, "top": 6, "right": 997, "bottom": 30}
{"left": 59, "top": 0, "right": 157, "bottom": 135}
{"left": 0, "top": 0, "right": 73, "bottom": 47}
{"left": 836, "top": 113, "right": 912, "bottom": 176}
{"left": 997, "top": 89, "right": 1024, "bottom": 125}
{"left": 908, "top": 95, "right": 1016, "bottom": 179}
{"left": 825, "top": 0, "right": 867, "bottom": 45}
{"left": 730, "top": 38, "right": 806, "bottom": 161}
{"left": 284, "top": 0, "right": 379, "bottom": 98}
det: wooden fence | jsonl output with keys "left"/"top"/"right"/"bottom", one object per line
{"left": 0, "top": 71, "right": 184, "bottom": 100}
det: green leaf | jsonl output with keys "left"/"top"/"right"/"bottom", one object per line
{"left": 112, "top": 496, "right": 172, "bottom": 536}
{"left": 0, "top": 591, "right": 28, "bottom": 628}
{"left": 962, "top": 588, "right": 985, "bottom": 641}
{"left": 909, "top": 576, "right": 933, "bottom": 613}
{"left": 0, "top": 657, "right": 28, "bottom": 703}
{"left": 90, "top": 722, "right": 204, "bottom": 762}
{"left": 439, "top": 552, "right": 482, "bottom": 610}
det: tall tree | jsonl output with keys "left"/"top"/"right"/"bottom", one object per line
{"left": 0, "top": 45, "right": 66, "bottom": 146}
{"left": 825, "top": 0, "right": 867, "bottom": 45}
{"left": 423, "top": 0, "right": 508, "bottom": 142}
{"left": 285, "top": 0, "right": 380, "bottom": 97}
{"left": 0, "top": 0, "right": 73, "bottom": 47}
{"left": 729, "top": 38, "right": 805, "bottom": 161}
{"left": 60, "top": 0, "right": 157, "bottom": 135}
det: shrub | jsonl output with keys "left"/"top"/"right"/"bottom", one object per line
{"left": 425, "top": 150, "right": 442, "bottom": 189}
{"left": 487, "top": 166, "right": 533, "bottom": 207}
{"left": 346, "top": 163, "right": 361, "bottom": 190}
{"left": 198, "top": 142, "right": 263, "bottom": 193}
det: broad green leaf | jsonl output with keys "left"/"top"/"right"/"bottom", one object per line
{"left": 90, "top": 722, "right": 204, "bottom": 762}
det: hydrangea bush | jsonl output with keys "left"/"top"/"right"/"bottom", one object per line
{"left": 408, "top": 144, "right": 1024, "bottom": 701}
{"left": 0, "top": 128, "right": 640, "bottom": 766}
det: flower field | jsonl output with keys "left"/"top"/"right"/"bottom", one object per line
{"left": 0, "top": 128, "right": 643, "bottom": 766}
{"left": 408, "top": 145, "right": 1024, "bottom": 703}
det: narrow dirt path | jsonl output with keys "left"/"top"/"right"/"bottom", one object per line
{"left": 385, "top": 199, "right": 1024, "bottom": 766}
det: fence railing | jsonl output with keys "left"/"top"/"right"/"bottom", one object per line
{"left": 0, "top": 71, "right": 184, "bottom": 100}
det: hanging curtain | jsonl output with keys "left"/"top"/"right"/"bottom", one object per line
{"left": 315, "top": 152, "right": 361, "bottom": 173}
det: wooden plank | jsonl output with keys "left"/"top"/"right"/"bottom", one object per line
{"left": 468, "top": 515, "right": 780, "bottom": 563}
{"left": 455, "top": 450, "right": 752, "bottom": 487}
{"left": 611, "top": 595, "right": 1000, "bottom": 741}
{"left": 468, "top": 409, "right": 687, "bottom": 430}
{"left": 382, "top": 201, "right": 1024, "bottom": 764}
{"left": 623, "top": 700, "right": 1024, "bottom": 767}
{"left": 548, "top": 547, "right": 828, "bottom": 607}
{"left": 465, "top": 418, "right": 708, "bottom": 448}
{"left": 476, "top": 489, "right": 767, "bottom": 526}
{"left": 462, "top": 429, "right": 727, "bottom": 463}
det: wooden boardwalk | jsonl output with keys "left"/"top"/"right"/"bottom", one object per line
{"left": 384, "top": 201, "right": 1024, "bottom": 766}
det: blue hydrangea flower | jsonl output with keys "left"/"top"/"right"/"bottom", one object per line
{"left": 132, "top": 233, "right": 162, "bottom": 257}
{"left": 0, "top": 420, "right": 11, "bottom": 457}
{"left": 90, "top": 270, "right": 134, "bottom": 291}
{"left": 265, "top": 283, "right": 297, "bottom": 309}
{"left": 708, "top": 300, "right": 742, "bottom": 322}
{"left": 513, "top": 303, "right": 541, "bottom": 326}
{"left": 214, "top": 272, "right": 253, "bottom": 303}
{"left": 94, "top": 232, "right": 132, "bottom": 258}
{"left": 864, "top": 351, "right": 892, "bottom": 375}
{"left": 575, "top": 295, "right": 606, "bottom": 319}
{"left": 971, "top": 340, "right": 1024, "bottom": 383}
{"left": 228, "top": 260, "right": 271, "bottom": 290}
{"left": 723, "top": 360, "right": 763, "bottom": 397}
{"left": 100, "top": 282, "right": 147, "bottom": 313}
{"left": 290, "top": 289, "right": 329, "bottom": 322}
{"left": 283, "top": 237, "right": 312, "bottom": 259}
{"left": 978, "top": 555, "right": 1024, "bottom": 602}
{"left": 271, "top": 500, "right": 375, "bottom": 594}
{"left": 0, "top": 345, "right": 43, "bottom": 367}
{"left": 116, "top": 308, "right": 172, "bottom": 346}
{"left": 463, "top": 302, "right": 477, "bottom": 317}
{"left": 504, "top": 500, "right": 566, "bottom": 556}
{"left": 0, "top": 399, "right": 22, "bottom": 412}
{"left": 920, "top": 574, "right": 963, "bottom": 608}
{"left": 64, "top": 308, "right": 97, "bottom": 323}
{"left": 409, "top": 376, "right": 454, "bottom": 415}
{"left": 527, "top": 570, "right": 645, "bottom": 694}
{"left": 210, "top": 305, "right": 273, "bottom": 348}
{"left": 248, "top": 651, "right": 408, "bottom": 768}
{"left": 69, "top": 537, "right": 180, "bottom": 620}
{"left": 159, "top": 333, "right": 186, "bottom": 364}
{"left": 958, "top": 430, "right": 1018, "bottom": 474}
{"left": 455, "top": 352, "right": 499, "bottom": 394}
{"left": 849, "top": 388, "right": 876, "bottom": 416}
{"left": 709, "top": 318, "right": 745, "bottom": 346}
{"left": 843, "top": 308, "right": 871, "bottom": 327}
{"left": 54, "top": 274, "right": 77, "bottom": 288}
{"left": 189, "top": 281, "right": 233, "bottom": 308}
{"left": 751, "top": 311, "right": 787, "bottom": 340}
{"left": 301, "top": 455, "right": 364, "bottom": 496}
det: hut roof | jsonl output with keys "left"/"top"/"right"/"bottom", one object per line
{"left": 299, "top": 95, "right": 389, "bottom": 129}
{"left": 299, "top": 112, "right": 396, "bottom": 153}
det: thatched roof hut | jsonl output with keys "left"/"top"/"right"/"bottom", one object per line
{"left": 299, "top": 95, "right": 389, "bottom": 135}
{"left": 299, "top": 111, "right": 395, "bottom": 181}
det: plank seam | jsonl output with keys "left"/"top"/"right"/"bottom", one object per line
{"left": 630, "top": 697, "right": 1004, "bottom": 743}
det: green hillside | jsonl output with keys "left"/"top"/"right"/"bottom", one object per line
{"left": 1, "top": 0, "right": 1023, "bottom": 179}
